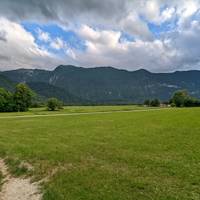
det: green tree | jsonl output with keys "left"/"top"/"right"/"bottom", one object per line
{"left": 144, "top": 99, "right": 150, "bottom": 106}
{"left": 171, "top": 90, "right": 190, "bottom": 107}
{"left": 150, "top": 99, "right": 160, "bottom": 107}
{"left": 0, "top": 88, "right": 14, "bottom": 112}
{"left": 184, "top": 97, "right": 200, "bottom": 107}
{"left": 47, "top": 98, "right": 63, "bottom": 111}
{"left": 13, "top": 83, "right": 34, "bottom": 112}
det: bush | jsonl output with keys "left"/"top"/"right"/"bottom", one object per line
{"left": 47, "top": 98, "right": 63, "bottom": 111}
{"left": 171, "top": 103, "right": 176, "bottom": 107}
{"left": 150, "top": 99, "right": 160, "bottom": 107}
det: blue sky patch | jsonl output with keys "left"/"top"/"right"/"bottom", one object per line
{"left": 22, "top": 22, "right": 86, "bottom": 54}
{"left": 147, "top": 17, "right": 178, "bottom": 38}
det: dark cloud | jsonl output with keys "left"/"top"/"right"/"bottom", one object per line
{"left": 0, "top": 0, "right": 129, "bottom": 25}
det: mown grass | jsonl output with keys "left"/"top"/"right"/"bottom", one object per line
{"left": 4, "top": 157, "right": 30, "bottom": 177}
{"left": 0, "top": 107, "right": 200, "bottom": 199}
{"left": 0, "top": 105, "right": 148, "bottom": 117}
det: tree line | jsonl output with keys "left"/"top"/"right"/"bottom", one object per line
{"left": 0, "top": 83, "right": 200, "bottom": 113}
{"left": 0, "top": 83, "right": 33, "bottom": 112}
{"left": 0, "top": 83, "right": 63, "bottom": 112}
{"left": 144, "top": 90, "right": 200, "bottom": 107}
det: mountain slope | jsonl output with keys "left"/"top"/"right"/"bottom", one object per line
{"left": 0, "top": 69, "right": 88, "bottom": 104}
{"left": 27, "top": 82, "right": 86, "bottom": 104}
{"left": 2, "top": 65, "right": 200, "bottom": 103}
{"left": 0, "top": 74, "right": 15, "bottom": 91}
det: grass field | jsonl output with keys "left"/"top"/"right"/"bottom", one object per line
{"left": 0, "top": 105, "right": 147, "bottom": 117}
{"left": 0, "top": 106, "right": 200, "bottom": 199}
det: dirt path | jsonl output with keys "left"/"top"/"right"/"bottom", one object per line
{"left": 0, "top": 108, "right": 169, "bottom": 119}
{"left": 0, "top": 159, "right": 42, "bottom": 200}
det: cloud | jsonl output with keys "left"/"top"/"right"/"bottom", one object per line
{"left": 120, "top": 13, "right": 153, "bottom": 40}
{"left": 36, "top": 28, "right": 66, "bottom": 50}
{"left": 0, "top": 17, "right": 64, "bottom": 70}
{"left": 177, "top": 0, "right": 199, "bottom": 18}
{"left": 78, "top": 25, "right": 121, "bottom": 48}
{"left": 0, "top": 54, "right": 10, "bottom": 61}
{"left": 167, "top": 19, "right": 200, "bottom": 69}
{"left": 73, "top": 20, "right": 200, "bottom": 72}
{"left": 0, "top": 0, "right": 198, "bottom": 31}
{"left": 0, "top": 0, "right": 155, "bottom": 40}
{"left": 0, "top": 0, "right": 200, "bottom": 72}
{"left": 74, "top": 25, "right": 175, "bottom": 72}
{"left": 0, "top": 0, "right": 128, "bottom": 25}
{"left": 50, "top": 37, "right": 65, "bottom": 50}
{"left": 36, "top": 28, "right": 76, "bottom": 59}
{"left": 140, "top": 0, "right": 176, "bottom": 25}
{"left": 37, "top": 28, "right": 50, "bottom": 42}
{"left": 0, "top": 30, "right": 7, "bottom": 42}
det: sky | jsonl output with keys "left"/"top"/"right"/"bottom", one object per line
{"left": 0, "top": 0, "right": 200, "bottom": 72}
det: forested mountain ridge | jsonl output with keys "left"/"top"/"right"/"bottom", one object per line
{"left": 1, "top": 65, "right": 200, "bottom": 104}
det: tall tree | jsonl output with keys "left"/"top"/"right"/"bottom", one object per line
{"left": 171, "top": 90, "right": 189, "bottom": 107}
{"left": 13, "top": 83, "right": 34, "bottom": 112}
{"left": 0, "top": 88, "right": 14, "bottom": 112}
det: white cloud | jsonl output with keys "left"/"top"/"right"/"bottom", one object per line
{"left": 74, "top": 25, "right": 176, "bottom": 71}
{"left": 0, "top": 1, "right": 200, "bottom": 72}
{"left": 0, "top": 18, "right": 63, "bottom": 70}
{"left": 177, "top": 0, "right": 199, "bottom": 18}
{"left": 73, "top": 20, "right": 200, "bottom": 72}
{"left": 50, "top": 37, "right": 65, "bottom": 50}
{"left": 140, "top": 0, "right": 176, "bottom": 25}
{"left": 120, "top": 13, "right": 153, "bottom": 40}
{"left": 37, "top": 28, "right": 50, "bottom": 42}
{"left": 168, "top": 19, "right": 200, "bottom": 68}
{"left": 79, "top": 25, "right": 121, "bottom": 48}
{"left": 37, "top": 28, "right": 76, "bottom": 59}
{"left": 143, "top": 0, "right": 161, "bottom": 23}
{"left": 161, "top": 7, "right": 176, "bottom": 22}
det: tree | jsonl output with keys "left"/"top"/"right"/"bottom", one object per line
{"left": 0, "top": 88, "right": 14, "bottom": 112}
{"left": 47, "top": 98, "right": 63, "bottom": 111}
{"left": 171, "top": 90, "right": 191, "bottom": 107}
{"left": 144, "top": 99, "right": 150, "bottom": 106}
{"left": 150, "top": 99, "right": 160, "bottom": 107}
{"left": 13, "top": 83, "right": 34, "bottom": 112}
{"left": 184, "top": 97, "right": 200, "bottom": 107}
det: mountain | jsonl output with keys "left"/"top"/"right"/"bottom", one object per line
{"left": 0, "top": 74, "right": 15, "bottom": 91}
{"left": 27, "top": 82, "right": 85, "bottom": 104}
{"left": 1, "top": 65, "right": 200, "bottom": 104}
{"left": 0, "top": 69, "right": 84, "bottom": 104}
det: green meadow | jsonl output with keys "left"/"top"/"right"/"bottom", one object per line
{"left": 0, "top": 106, "right": 200, "bottom": 200}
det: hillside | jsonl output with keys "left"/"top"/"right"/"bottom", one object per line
{"left": 1, "top": 65, "right": 200, "bottom": 104}
{"left": 28, "top": 82, "right": 86, "bottom": 104}
{"left": 0, "top": 74, "right": 15, "bottom": 91}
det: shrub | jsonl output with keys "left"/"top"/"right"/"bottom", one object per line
{"left": 150, "top": 99, "right": 160, "bottom": 107}
{"left": 47, "top": 98, "right": 63, "bottom": 111}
